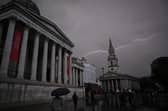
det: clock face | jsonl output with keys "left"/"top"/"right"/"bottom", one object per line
{"left": 113, "top": 67, "right": 118, "bottom": 72}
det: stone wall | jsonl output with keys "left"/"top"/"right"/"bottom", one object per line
{"left": 0, "top": 79, "right": 84, "bottom": 107}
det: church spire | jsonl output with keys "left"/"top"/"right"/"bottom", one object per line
{"left": 108, "top": 38, "right": 119, "bottom": 73}
{"left": 109, "top": 38, "right": 115, "bottom": 56}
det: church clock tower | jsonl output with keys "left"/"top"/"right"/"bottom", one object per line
{"left": 108, "top": 38, "right": 119, "bottom": 73}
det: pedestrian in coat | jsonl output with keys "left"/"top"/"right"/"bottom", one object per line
{"left": 72, "top": 92, "right": 78, "bottom": 111}
{"left": 91, "top": 91, "right": 95, "bottom": 111}
{"left": 51, "top": 96, "right": 63, "bottom": 111}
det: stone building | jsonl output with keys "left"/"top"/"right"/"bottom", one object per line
{"left": 71, "top": 57, "right": 84, "bottom": 87}
{"left": 83, "top": 62, "right": 97, "bottom": 85}
{"left": 0, "top": 0, "right": 82, "bottom": 106}
{"left": 71, "top": 57, "right": 84, "bottom": 97}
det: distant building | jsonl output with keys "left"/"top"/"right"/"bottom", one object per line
{"left": 81, "top": 58, "right": 101, "bottom": 104}
{"left": 83, "top": 63, "right": 97, "bottom": 84}
{"left": 100, "top": 38, "right": 140, "bottom": 93}
{"left": 0, "top": 0, "right": 83, "bottom": 107}
{"left": 99, "top": 38, "right": 140, "bottom": 107}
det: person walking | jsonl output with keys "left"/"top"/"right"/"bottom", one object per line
{"left": 51, "top": 96, "right": 63, "bottom": 111}
{"left": 91, "top": 90, "right": 95, "bottom": 111}
{"left": 72, "top": 92, "right": 78, "bottom": 111}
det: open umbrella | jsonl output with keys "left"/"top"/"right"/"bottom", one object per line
{"left": 51, "top": 88, "right": 70, "bottom": 96}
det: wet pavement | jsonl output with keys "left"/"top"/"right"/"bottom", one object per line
{"left": 1, "top": 99, "right": 159, "bottom": 111}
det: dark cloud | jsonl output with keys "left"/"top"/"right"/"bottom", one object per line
{"left": 1, "top": 0, "right": 168, "bottom": 77}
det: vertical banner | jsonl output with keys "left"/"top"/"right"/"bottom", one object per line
{"left": 10, "top": 23, "right": 23, "bottom": 63}
{"left": 9, "top": 22, "right": 24, "bottom": 77}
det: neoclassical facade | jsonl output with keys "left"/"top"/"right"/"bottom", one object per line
{"left": 100, "top": 39, "right": 140, "bottom": 93}
{"left": 99, "top": 39, "right": 140, "bottom": 107}
{"left": 71, "top": 57, "right": 84, "bottom": 98}
{"left": 0, "top": 0, "right": 78, "bottom": 106}
{"left": 72, "top": 57, "right": 84, "bottom": 87}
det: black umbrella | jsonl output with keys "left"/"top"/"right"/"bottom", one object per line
{"left": 51, "top": 88, "right": 70, "bottom": 96}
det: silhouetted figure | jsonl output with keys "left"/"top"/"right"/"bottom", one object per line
{"left": 91, "top": 91, "right": 95, "bottom": 111}
{"left": 51, "top": 96, "right": 63, "bottom": 111}
{"left": 72, "top": 92, "right": 78, "bottom": 111}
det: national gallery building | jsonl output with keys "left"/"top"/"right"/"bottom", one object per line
{"left": 0, "top": 0, "right": 83, "bottom": 106}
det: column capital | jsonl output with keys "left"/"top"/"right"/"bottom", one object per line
{"left": 8, "top": 16, "right": 17, "bottom": 21}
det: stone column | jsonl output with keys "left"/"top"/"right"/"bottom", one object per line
{"left": 58, "top": 46, "right": 62, "bottom": 84}
{"left": 0, "top": 23, "right": 3, "bottom": 48}
{"left": 76, "top": 68, "right": 79, "bottom": 87}
{"left": 115, "top": 80, "right": 119, "bottom": 92}
{"left": 107, "top": 80, "right": 110, "bottom": 92}
{"left": 111, "top": 80, "right": 114, "bottom": 92}
{"left": 72, "top": 67, "right": 75, "bottom": 86}
{"left": 0, "top": 19, "right": 16, "bottom": 78}
{"left": 17, "top": 26, "right": 29, "bottom": 79}
{"left": 105, "top": 81, "right": 107, "bottom": 92}
{"left": 31, "top": 33, "right": 40, "bottom": 80}
{"left": 108, "top": 80, "right": 111, "bottom": 92}
{"left": 42, "top": 39, "right": 48, "bottom": 82}
{"left": 109, "top": 80, "right": 111, "bottom": 91}
{"left": 55, "top": 56, "right": 59, "bottom": 83}
{"left": 0, "top": 23, "right": 3, "bottom": 68}
{"left": 74, "top": 68, "right": 76, "bottom": 87}
{"left": 63, "top": 51, "right": 68, "bottom": 84}
{"left": 50, "top": 44, "right": 56, "bottom": 82}
{"left": 78, "top": 69, "right": 80, "bottom": 86}
{"left": 80, "top": 70, "right": 83, "bottom": 86}
{"left": 69, "top": 55, "right": 72, "bottom": 85}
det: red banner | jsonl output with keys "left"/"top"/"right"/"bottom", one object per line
{"left": 10, "top": 23, "right": 24, "bottom": 64}
{"left": 67, "top": 55, "right": 70, "bottom": 76}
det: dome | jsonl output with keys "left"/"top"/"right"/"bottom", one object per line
{"left": 12, "top": 0, "right": 40, "bottom": 15}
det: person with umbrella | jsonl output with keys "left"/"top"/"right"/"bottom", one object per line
{"left": 72, "top": 92, "right": 78, "bottom": 111}
{"left": 51, "top": 95, "right": 63, "bottom": 111}
{"left": 51, "top": 88, "right": 70, "bottom": 111}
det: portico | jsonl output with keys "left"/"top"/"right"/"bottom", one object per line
{"left": 0, "top": 0, "right": 76, "bottom": 106}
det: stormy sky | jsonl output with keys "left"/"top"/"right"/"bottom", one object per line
{"left": 1, "top": 0, "right": 168, "bottom": 77}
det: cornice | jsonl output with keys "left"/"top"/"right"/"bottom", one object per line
{"left": 0, "top": 2, "right": 74, "bottom": 48}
